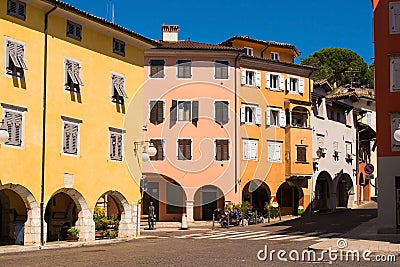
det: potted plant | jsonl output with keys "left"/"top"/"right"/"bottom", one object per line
{"left": 67, "top": 227, "right": 80, "bottom": 241}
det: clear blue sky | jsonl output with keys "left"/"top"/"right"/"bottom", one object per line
{"left": 64, "top": 0, "right": 374, "bottom": 65}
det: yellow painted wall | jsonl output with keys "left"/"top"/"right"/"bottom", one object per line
{"left": 0, "top": 1, "right": 148, "bottom": 215}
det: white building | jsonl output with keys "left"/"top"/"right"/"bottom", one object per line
{"left": 310, "top": 81, "right": 358, "bottom": 212}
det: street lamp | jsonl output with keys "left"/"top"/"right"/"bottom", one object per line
{"left": 0, "top": 120, "right": 9, "bottom": 143}
{"left": 394, "top": 125, "right": 400, "bottom": 142}
{"left": 134, "top": 141, "right": 157, "bottom": 162}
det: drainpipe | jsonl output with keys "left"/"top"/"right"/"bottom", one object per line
{"left": 41, "top": 5, "right": 57, "bottom": 246}
{"left": 234, "top": 52, "right": 241, "bottom": 194}
{"left": 307, "top": 69, "right": 314, "bottom": 215}
{"left": 260, "top": 45, "right": 269, "bottom": 59}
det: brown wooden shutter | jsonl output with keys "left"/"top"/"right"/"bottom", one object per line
{"left": 215, "top": 101, "right": 222, "bottom": 125}
{"left": 222, "top": 140, "right": 229, "bottom": 160}
{"left": 157, "top": 101, "right": 164, "bottom": 124}
{"left": 185, "top": 139, "right": 192, "bottom": 160}
{"left": 170, "top": 100, "right": 177, "bottom": 127}
{"left": 297, "top": 146, "right": 306, "bottom": 162}
{"left": 157, "top": 140, "right": 164, "bottom": 160}
{"left": 178, "top": 140, "right": 185, "bottom": 160}
{"left": 192, "top": 101, "right": 199, "bottom": 127}
{"left": 216, "top": 140, "right": 222, "bottom": 161}
{"left": 222, "top": 102, "right": 229, "bottom": 125}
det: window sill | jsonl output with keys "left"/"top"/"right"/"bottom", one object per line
{"left": 295, "top": 161, "right": 309, "bottom": 164}
{"left": 266, "top": 88, "right": 283, "bottom": 92}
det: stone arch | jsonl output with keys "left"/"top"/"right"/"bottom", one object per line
{"left": 0, "top": 183, "right": 40, "bottom": 245}
{"left": 242, "top": 179, "right": 271, "bottom": 211}
{"left": 314, "top": 171, "right": 334, "bottom": 211}
{"left": 276, "top": 181, "right": 304, "bottom": 216}
{"left": 46, "top": 188, "right": 94, "bottom": 242}
{"left": 95, "top": 191, "right": 133, "bottom": 238}
{"left": 194, "top": 185, "right": 224, "bottom": 220}
{"left": 336, "top": 173, "right": 354, "bottom": 208}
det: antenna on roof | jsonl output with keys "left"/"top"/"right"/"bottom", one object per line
{"left": 107, "top": 0, "right": 115, "bottom": 23}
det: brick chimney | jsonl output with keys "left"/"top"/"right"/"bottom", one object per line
{"left": 162, "top": 25, "right": 179, "bottom": 42}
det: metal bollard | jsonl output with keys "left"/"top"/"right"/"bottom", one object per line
{"left": 212, "top": 214, "right": 215, "bottom": 230}
{"left": 227, "top": 213, "right": 229, "bottom": 229}
{"left": 255, "top": 210, "right": 257, "bottom": 225}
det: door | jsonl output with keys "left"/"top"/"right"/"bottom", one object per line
{"left": 202, "top": 191, "right": 217, "bottom": 220}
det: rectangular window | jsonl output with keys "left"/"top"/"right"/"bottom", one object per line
{"left": 149, "top": 59, "right": 165, "bottom": 78}
{"left": 244, "top": 47, "right": 253, "bottom": 56}
{"left": 65, "top": 59, "right": 83, "bottom": 92}
{"left": 296, "top": 145, "right": 307, "bottom": 163}
{"left": 62, "top": 118, "right": 81, "bottom": 155}
{"left": 215, "top": 139, "right": 229, "bottom": 161}
{"left": 178, "top": 139, "right": 192, "bottom": 160}
{"left": 214, "top": 101, "right": 229, "bottom": 126}
{"left": 390, "top": 2, "right": 400, "bottom": 34}
{"left": 149, "top": 100, "right": 164, "bottom": 125}
{"left": 2, "top": 107, "right": 24, "bottom": 147}
{"left": 243, "top": 139, "right": 258, "bottom": 161}
{"left": 268, "top": 141, "right": 282, "bottom": 162}
{"left": 266, "top": 107, "right": 285, "bottom": 127}
{"left": 66, "top": 20, "right": 82, "bottom": 41}
{"left": 345, "top": 141, "right": 352, "bottom": 159}
{"left": 5, "top": 39, "right": 28, "bottom": 76}
{"left": 214, "top": 60, "right": 229, "bottom": 79}
{"left": 317, "top": 134, "right": 325, "bottom": 148}
{"left": 270, "top": 52, "right": 280, "bottom": 61}
{"left": 110, "top": 131, "right": 123, "bottom": 161}
{"left": 150, "top": 139, "right": 164, "bottom": 161}
{"left": 177, "top": 59, "right": 191, "bottom": 78}
{"left": 240, "top": 104, "right": 261, "bottom": 125}
{"left": 170, "top": 100, "right": 198, "bottom": 126}
{"left": 287, "top": 76, "right": 304, "bottom": 94}
{"left": 7, "top": 0, "right": 26, "bottom": 20}
{"left": 366, "top": 112, "right": 372, "bottom": 127}
{"left": 111, "top": 74, "right": 127, "bottom": 104}
{"left": 390, "top": 56, "right": 400, "bottom": 91}
{"left": 266, "top": 73, "right": 284, "bottom": 91}
{"left": 241, "top": 69, "right": 261, "bottom": 87}
{"left": 113, "top": 38, "right": 125, "bottom": 56}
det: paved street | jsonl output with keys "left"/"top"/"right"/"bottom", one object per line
{"left": 0, "top": 203, "right": 392, "bottom": 266}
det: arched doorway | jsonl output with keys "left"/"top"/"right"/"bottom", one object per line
{"left": 95, "top": 191, "right": 133, "bottom": 238}
{"left": 142, "top": 174, "right": 187, "bottom": 222}
{"left": 45, "top": 189, "right": 93, "bottom": 242}
{"left": 242, "top": 180, "right": 271, "bottom": 211}
{"left": 194, "top": 185, "right": 224, "bottom": 220}
{"left": 0, "top": 184, "right": 40, "bottom": 246}
{"left": 276, "top": 182, "right": 304, "bottom": 216}
{"left": 315, "top": 171, "right": 333, "bottom": 211}
{"left": 336, "top": 174, "right": 354, "bottom": 208}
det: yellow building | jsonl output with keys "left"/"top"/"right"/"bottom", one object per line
{"left": 0, "top": 0, "right": 155, "bottom": 245}
{"left": 220, "top": 36, "right": 314, "bottom": 215}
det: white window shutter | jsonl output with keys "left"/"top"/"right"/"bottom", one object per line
{"left": 266, "top": 107, "right": 271, "bottom": 126}
{"left": 243, "top": 140, "right": 249, "bottom": 160}
{"left": 279, "top": 75, "right": 285, "bottom": 91}
{"left": 240, "top": 106, "right": 246, "bottom": 123}
{"left": 241, "top": 69, "right": 246, "bottom": 85}
{"left": 391, "top": 3, "right": 400, "bottom": 32}
{"left": 299, "top": 78, "right": 305, "bottom": 94}
{"left": 255, "top": 107, "right": 262, "bottom": 125}
{"left": 391, "top": 58, "right": 400, "bottom": 90}
{"left": 250, "top": 141, "right": 258, "bottom": 160}
{"left": 286, "top": 77, "right": 290, "bottom": 93}
{"left": 255, "top": 71, "right": 261, "bottom": 87}
{"left": 275, "top": 143, "right": 282, "bottom": 161}
{"left": 366, "top": 112, "right": 372, "bottom": 127}
{"left": 279, "top": 110, "right": 286, "bottom": 127}
{"left": 265, "top": 73, "right": 271, "bottom": 89}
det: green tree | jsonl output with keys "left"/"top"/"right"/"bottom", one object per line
{"left": 301, "top": 48, "right": 372, "bottom": 88}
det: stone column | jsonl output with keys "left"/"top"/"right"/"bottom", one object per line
{"left": 186, "top": 200, "right": 194, "bottom": 222}
{"left": 118, "top": 205, "right": 134, "bottom": 238}
{"left": 75, "top": 209, "right": 95, "bottom": 241}
{"left": 132, "top": 202, "right": 141, "bottom": 237}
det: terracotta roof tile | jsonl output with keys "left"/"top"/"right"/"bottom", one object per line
{"left": 156, "top": 41, "right": 241, "bottom": 51}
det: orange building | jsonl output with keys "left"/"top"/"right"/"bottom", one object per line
{"left": 220, "top": 36, "right": 315, "bottom": 216}
{"left": 372, "top": 0, "right": 400, "bottom": 233}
